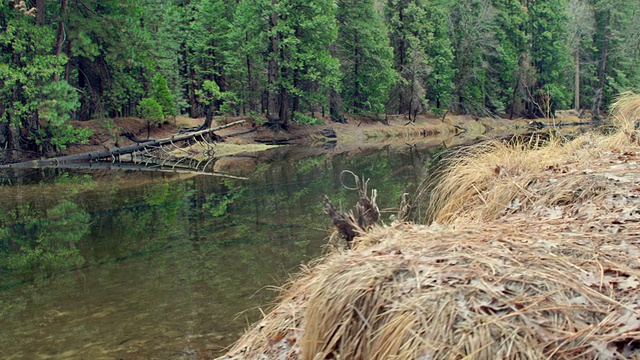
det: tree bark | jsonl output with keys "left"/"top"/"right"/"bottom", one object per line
{"left": 574, "top": 50, "right": 580, "bottom": 110}
{"left": 593, "top": 9, "right": 610, "bottom": 120}
{"left": 353, "top": 34, "right": 361, "bottom": 110}
{"left": 245, "top": 33, "right": 256, "bottom": 113}
{"left": 36, "top": 0, "right": 45, "bottom": 26}
{"left": 266, "top": 8, "right": 281, "bottom": 126}
{"left": 54, "top": 0, "right": 69, "bottom": 82}
{"left": 328, "top": 43, "right": 345, "bottom": 123}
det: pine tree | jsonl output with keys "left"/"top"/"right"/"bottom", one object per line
{"left": 141, "top": 1, "right": 187, "bottom": 116}
{"left": 0, "top": 2, "right": 90, "bottom": 158}
{"left": 62, "top": 0, "right": 148, "bottom": 119}
{"left": 489, "top": 0, "right": 529, "bottom": 117}
{"left": 591, "top": 0, "right": 640, "bottom": 117}
{"left": 149, "top": 74, "right": 177, "bottom": 120}
{"left": 336, "top": 0, "right": 396, "bottom": 114}
{"left": 186, "top": 0, "right": 234, "bottom": 117}
{"left": 226, "top": 0, "right": 269, "bottom": 115}
{"left": 386, "top": 0, "right": 453, "bottom": 118}
{"left": 448, "top": 0, "right": 498, "bottom": 115}
{"left": 275, "top": 0, "right": 340, "bottom": 125}
{"left": 526, "top": 0, "right": 571, "bottom": 117}
{"left": 566, "top": 0, "right": 595, "bottom": 111}
{"left": 227, "top": 0, "right": 340, "bottom": 128}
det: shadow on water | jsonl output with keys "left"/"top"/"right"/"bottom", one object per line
{"left": 0, "top": 143, "right": 445, "bottom": 359}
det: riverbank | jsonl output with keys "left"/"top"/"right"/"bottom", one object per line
{"left": 54, "top": 113, "right": 590, "bottom": 178}
{"left": 217, "top": 95, "right": 640, "bottom": 359}
{"left": 66, "top": 113, "right": 572, "bottom": 159}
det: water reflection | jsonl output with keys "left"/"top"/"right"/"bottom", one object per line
{"left": 0, "top": 144, "right": 438, "bottom": 358}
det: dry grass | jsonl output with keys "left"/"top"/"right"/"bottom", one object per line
{"left": 222, "top": 218, "right": 640, "bottom": 359}
{"left": 424, "top": 92, "right": 640, "bottom": 225}
{"left": 217, "top": 92, "right": 640, "bottom": 360}
{"left": 172, "top": 142, "right": 280, "bottom": 160}
{"left": 363, "top": 125, "right": 440, "bottom": 140}
{"left": 602, "top": 92, "right": 640, "bottom": 148}
{"left": 424, "top": 137, "right": 564, "bottom": 224}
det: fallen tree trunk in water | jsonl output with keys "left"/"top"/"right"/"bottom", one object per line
{"left": 0, "top": 120, "right": 245, "bottom": 169}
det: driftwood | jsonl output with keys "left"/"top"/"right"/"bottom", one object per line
{"left": 323, "top": 171, "right": 380, "bottom": 248}
{"left": 0, "top": 120, "right": 245, "bottom": 169}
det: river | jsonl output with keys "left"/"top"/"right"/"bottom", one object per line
{"left": 0, "top": 142, "right": 443, "bottom": 359}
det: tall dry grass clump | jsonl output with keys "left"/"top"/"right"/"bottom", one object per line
{"left": 425, "top": 138, "right": 565, "bottom": 224}
{"left": 425, "top": 92, "right": 640, "bottom": 225}
{"left": 604, "top": 91, "right": 640, "bottom": 147}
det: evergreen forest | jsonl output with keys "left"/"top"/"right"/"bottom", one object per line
{"left": 1, "top": 0, "right": 639, "bottom": 157}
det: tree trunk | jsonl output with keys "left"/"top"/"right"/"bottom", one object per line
{"left": 266, "top": 9, "right": 281, "bottom": 126}
{"left": 197, "top": 104, "right": 214, "bottom": 131}
{"left": 291, "top": 71, "right": 300, "bottom": 121}
{"left": 54, "top": 0, "right": 69, "bottom": 82}
{"left": 36, "top": 0, "right": 45, "bottom": 26}
{"left": 574, "top": 50, "right": 580, "bottom": 110}
{"left": 245, "top": 35, "right": 256, "bottom": 112}
{"left": 328, "top": 42, "right": 345, "bottom": 123}
{"left": 593, "top": 9, "right": 609, "bottom": 120}
{"left": 353, "top": 34, "right": 360, "bottom": 110}
{"left": 184, "top": 48, "right": 198, "bottom": 118}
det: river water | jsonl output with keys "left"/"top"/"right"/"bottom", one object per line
{"left": 0, "top": 142, "right": 444, "bottom": 359}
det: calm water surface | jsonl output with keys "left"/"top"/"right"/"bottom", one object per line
{"left": 0, "top": 144, "right": 439, "bottom": 359}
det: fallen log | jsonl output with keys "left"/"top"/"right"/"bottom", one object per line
{"left": 0, "top": 120, "right": 245, "bottom": 169}
{"left": 1, "top": 160, "right": 248, "bottom": 179}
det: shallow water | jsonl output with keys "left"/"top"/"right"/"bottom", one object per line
{"left": 0, "top": 144, "right": 437, "bottom": 359}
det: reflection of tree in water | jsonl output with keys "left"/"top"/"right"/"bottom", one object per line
{"left": 89, "top": 181, "right": 193, "bottom": 260}
{"left": 0, "top": 200, "right": 89, "bottom": 284}
{"left": 0, "top": 148, "right": 439, "bottom": 289}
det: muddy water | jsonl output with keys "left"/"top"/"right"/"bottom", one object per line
{"left": 0, "top": 144, "right": 441, "bottom": 359}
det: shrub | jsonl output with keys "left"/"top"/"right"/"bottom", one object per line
{"left": 137, "top": 97, "right": 164, "bottom": 127}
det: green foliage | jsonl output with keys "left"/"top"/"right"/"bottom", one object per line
{"left": 529, "top": 0, "right": 571, "bottom": 111}
{"left": 182, "top": 0, "right": 237, "bottom": 117}
{"left": 336, "top": 0, "right": 396, "bottom": 113}
{"left": 227, "top": 0, "right": 340, "bottom": 125}
{"left": 64, "top": 0, "right": 150, "bottom": 119}
{"left": 149, "top": 74, "right": 177, "bottom": 119}
{"left": 0, "top": 4, "right": 88, "bottom": 153}
{"left": 448, "top": 0, "right": 499, "bottom": 115}
{"left": 0, "top": 201, "right": 88, "bottom": 281}
{"left": 204, "top": 192, "right": 240, "bottom": 218}
{"left": 3, "top": 0, "right": 640, "bottom": 155}
{"left": 225, "top": 0, "right": 268, "bottom": 114}
{"left": 137, "top": 98, "right": 164, "bottom": 127}
{"left": 386, "top": 0, "right": 453, "bottom": 115}
{"left": 293, "top": 112, "right": 323, "bottom": 125}
{"left": 489, "top": 0, "right": 529, "bottom": 115}
{"left": 195, "top": 80, "right": 237, "bottom": 113}
{"left": 35, "top": 81, "right": 92, "bottom": 150}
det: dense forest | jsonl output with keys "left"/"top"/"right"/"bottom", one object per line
{"left": 1, "top": 0, "right": 639, "bottom": 157}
